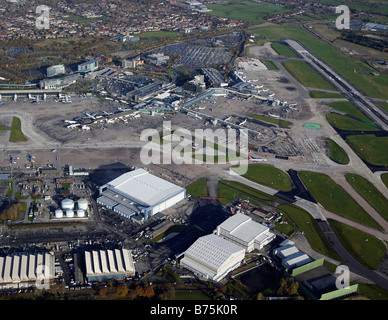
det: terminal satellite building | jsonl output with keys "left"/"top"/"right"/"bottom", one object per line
{"left": 97, "top": 168, "right": 186, "bottom": 221}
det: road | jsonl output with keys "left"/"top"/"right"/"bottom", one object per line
{"left": 284, "top": 39, "right": 388, "bottom": 131}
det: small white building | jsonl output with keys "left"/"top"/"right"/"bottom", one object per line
{"left": 216, "top": 212, "right": 275, "bottom": 252}
{"left": 181, "top": 234, "right": 245, "bottom": 282}
{"left": 274, "top": 239, "right": 313, "bottom": 270}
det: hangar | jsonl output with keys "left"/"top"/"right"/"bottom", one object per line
{"left": 97, "top": 168, "right": 186, "bottom": 221}
{"left": 180, "top": 234, "right": 245, "bottom": 282}
{"left": 85, "top": 248, "right": 135, "bottom": 281}
{"left": 216, "top": 212, "right": 276, "bottom": 252}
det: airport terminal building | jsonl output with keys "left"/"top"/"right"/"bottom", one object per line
{"left": 97, "top": 168, "right": 186, "bottom": 221}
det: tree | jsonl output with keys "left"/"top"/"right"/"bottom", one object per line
{"left": 277, "top": 277, "right": 299, "bottom": 297}
{"left": 116, "top": 285, "right": 129, "bottom": 297}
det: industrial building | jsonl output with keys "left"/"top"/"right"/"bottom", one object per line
{"left": 274, "top": 239, "right": 313, "bottom": 270}
{"left": 97, "top": 168, "right": 186, "bottom": 221}
{"left": 122, "top": 57, "right": 144, "bottom": 69}
{"left": 147, "top": 53, "right": 170, "bottom": 65}
{"left": 47, "top": 64, "right": 65, "bottom": 78}
{"left": 181, "top": 234, "right": 245, "bottom": 282}
{"left": 84, "top": 248, "right": 135, "bottom": 281}
{"left": 216, "top": 212, "right": 275, "bottom": 252}
{"left": 0, "top": 252, "right": 55, "bottom": 289}
{"left": 184, "top": 75, "right": 206, "bottom": 93}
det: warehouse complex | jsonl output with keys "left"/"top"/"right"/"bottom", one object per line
{"left": 181, "top": 234, "right": 246, "bottom": 282}
{"left": 0, "top": 252, "right": 55, "bottom": 289}
{"left": 97, "top": 168, "right": 186, "bottom": 221}
{"left": 216, "top": 212, "right": 275, "bottom": 252}
{"left": 85, "top": 248, "right": 135, "bottom": 281}
{"left": 274, "top": 240, "right": 313, "bottom": 270}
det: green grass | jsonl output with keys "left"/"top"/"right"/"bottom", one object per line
{"left": 358, "top": 283, "right": 388, "bottom": 300}
{"left": 253, "top": 25, "right": 388, "bottom": 99}
{"left": 137, "top": 30, "right": 181, "bottom": 39}
{"left": 250, "top": 114, "right": 291, "bottom": 127}
{"left": 328, "top": 219, "right": 386, "bottom": 270}
{"left": 235, "top": 164, "right": 292, "bottom": 192}
{"left": 186, "top": 177, "right": 208, "bottom": 198}
{"left": 0, "top": 126, "right": 8, "bottom": 131}
{"left": 218, "top": 180, "right": 277, "bottom": 205}
{"left": 381, "top": 173, "right": 388, "bottom": 190}
{"left": 262, "top": 59, "right": 279, "bottom": 70}
{"left": 9, "top": 117, "right": 27, "bottom": 142}
{"left": 271, "top": 42, "right": 298, "bottom": 57}
{"left": 327, "top": 101, "right": 370, "bottom": 121}
{"left": 276, "top": 204, "right": 342, "bottom": 261}
{"left": 309, "top": 91, "right": 343, "bottom": 99}
{"left": 346, "top": 134, "right": 388, "bottom": 166}
{"left": 206, "top": 0, "right": 291, "bottom": 23}
{"left": 378, "top": 102, "right": 388, "bottom": 113}
{"left": 328, "top": 138, "right": 349, "bottom": 165}
{"left": 282, "top": 60, "right": 336, "bottom": 90}
{"left": 151, "top": 225, "right": 187, "bottom": 243}
{"left": 345, "top": 173, "right": 388, "bottom": 222}
{"left": 299, "top": 171, "right": 382, "bottom": 230}
{"left": 326, "top": 113, "right": 380, "bottom": 131}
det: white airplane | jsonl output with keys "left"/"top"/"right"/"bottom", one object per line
{"left": 103, "top": 111, "right": 113, "bottom": 116}
{"left": 61, "top": 95, "right": 72, "bottom": 104}
{"left": 248, "top": 156, "right": 267, "bottom": 163}
{"left": 116, "top": 105, "right": 128, "bottom": 112}
{"left": 64, "top": 120, "right": 77, "bottom": 124}
{"left": 238, "top": 119, "right": 247, "bottom": 126}
{"left": 67, "top": 124, "right": 80, "bottom": 129}
{"left": 31, "top": 96, "right": 40, "bottom": 104}
{"left": 224, "top": 116, "right": 231, "bottom": 122}
{"left": 84, "top": 112, "right": 96, "bottom": 120}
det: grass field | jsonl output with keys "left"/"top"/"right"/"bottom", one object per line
{"left": 345, "top": 173, "right": 388, "bottom": 222}
{"left": 309, "top": 91, "right": 343, "bottom": 99}
{"left": 299, "top": 171, "right": 382, "bottom": 230}
{"left": 249, "top": 114, "right": 291, "bottom": 127}
{"left": 328, "top": 138, "right": 349, "bottom": 165}
{"left": 327, "top": 101, "right": 370, "bottom": 121}
{"left": 253, "top": 25, "right": 388, "bottom": 99}
{"left": 218, "top": 180, "right": 277, "bottom": 205}
{"left": 9, "top": 117, "right": 27, "bottom": 142}
{"left": 206, "top": 0, "right": 290, "bottom": 23}
{"left": 325, "top": 113, "right": 380, "bottom": 131}
{"left": 270, "top": 42, "right": 298, "bottom": 57}
{"left": 235, "top": 164, "right": 293, "bottom": 192}
{"left": 382, "top": 173, "right": 388, "bottom": 190}
{"left": 282, "top": 60, "right": 336, "bottom": 90}
{"left": 328, "top": 219, "right": 386, "bottom": 270}
{"left": 276, "top": 204, "right": 342, "bottom": 261}
{"left": 261, "top": 59, "right": 278, "bottom": 70}
{"left": 346, "top": 134, "right": 388, "bottom": 166}
{"left": 185, "top": 177, "right": 208, "bottom": 198}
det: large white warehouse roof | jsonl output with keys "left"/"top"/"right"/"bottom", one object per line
{"left": 104, "top": 168, "right": 185, "bottom": 207}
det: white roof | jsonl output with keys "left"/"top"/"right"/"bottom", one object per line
{"left": 183, "top": 234, "right": 245, "bottom": 272}
{"left": 106, "top": 168, "right": 185, "bottom": 207}
{"left": 218, "top": 213, "right": 270, "bottom": 244}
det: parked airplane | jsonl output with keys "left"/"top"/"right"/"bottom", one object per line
{"left": 64, "top": 120, "right": 77, "bottom": 124}
{"left": 67, "top": 124, "right": 80, "bottom": 129}
{"left": 116, "top": 105, "right": 128, "bottom": 112}
{"left": 103, "top": 111, "right": 113, "bottom": 116}
{"left": 84, "top": 112, "right": 96, "bottom": 120}
{"left": 248, "top": 156, "right": 267, "bottom": 163}
{"left": 27, "top": 154, "right": 35, "bottom": 162}
{"left": 9, "top": 155, "right": 15, "bottom": 163}
{"left": 61, "top": 95, "right": 72, "bottom": 104}
{"left": 238, "top": 119, "right": 247, "bottom": 126}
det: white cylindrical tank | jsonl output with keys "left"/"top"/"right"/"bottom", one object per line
{"left": 54, "top": 209, "right": 63, "bottom": 219}
{"left": 61, "top": 199, "right": 74, "bottom": 210}
{"left": 77, "top": 209, "right": 85, "bottom": 218}
{"left": 78, "top": 199, "right": 88, "bottom": 210}
{"left": 66, "top": 209, "right": 74, "bottom": 218}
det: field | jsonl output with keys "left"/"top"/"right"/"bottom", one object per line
{"left": 276, "top": 204, "right": 341, "bottom": 261}
{"left": 9, "top": 116, "right": 27, "bottom": 142}
{"left": 218, "top": 180, "right": 277, "bottom": 205}
{"left": 346, "top": 134, "right": 388, "bottom": 166}
{"left": 206, "top": 0, "right": 290, "bottom": 23}
{"left": 345, "top": 173, "right": 388, "bottom": 222}
{"left": 309, "top": 91, "right": 343, "bottom": 99}
{"left": 328, "top": 219, "right": 386, "bottom": 270}
{"left": 137, "top": 30, "right": 181, "bottom": 39}
{"left": 249, "top": 114, "right": 291, "bottom": 127}
{"left": 261, "top": 59, "right": 278, "bottom": 70}
{"left": 282, "top": 60, "right": 335, "bottom": 90}
{"left": 328, "top": 138, "right": 349, "bottom": 165}
{"left": 270, "top": 43, "right": 298, "bottom": 58}
{"left": 253, "top": 25, "right": 388, "bottom": 99}
{"left": 327, "top": 101, "right": 370, "bottom": 121}
{"left": 185, "top": 177, "right": 208, "bottom": 198}
{"left": 236, "top": 164, "right": 293, "bottom": 192}
{"left": 325, "top": 113, "right": 380, "bottom": 131}
{"left": 382, "top": 173, "right": 388, "bottom": 190}
{"left": 299, "top": 171, "right": 382, "bottom": 230}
